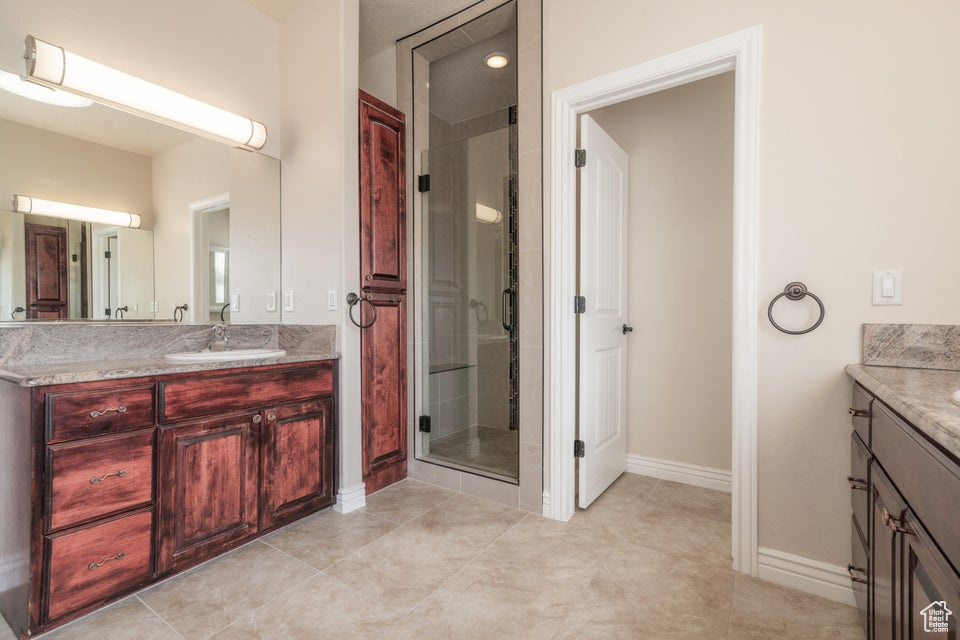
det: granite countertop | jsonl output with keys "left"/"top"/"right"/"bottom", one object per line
{"left": 0, "top": 351, "right": 341, "bottom": 387}
{"left": 845, "top": 363, "right": 960, "bottom": 460}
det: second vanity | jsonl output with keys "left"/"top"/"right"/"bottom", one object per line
{"left": 845, "top": 325, "right": 960, "bottom": 640}
{"left": 0, "top": 351, "right": 338, "bottom": 638}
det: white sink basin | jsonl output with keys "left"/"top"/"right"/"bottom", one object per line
{"left": 163, "top": 348, "right": 287, "bottom": 363}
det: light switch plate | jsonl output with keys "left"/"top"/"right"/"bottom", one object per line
{"left": 873, "top": 270, "right": 902, "bottom": 305}
{"left": 327, "top": 289, "right": 338, "bottom": 311}
{"left": 230, "top": 294, "right": 239, "bottom": 312}
{"left": 266, "top": 291, "right": 277, "bottom": 312}
{"left": 283, "top": 290, "right": 295, "bottom": 312}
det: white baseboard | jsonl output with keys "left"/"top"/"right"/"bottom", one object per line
{"left": 758, "top": 547, "right": 856, "bottom": 606}
{"left": 333, "top": 482, "right": 366, "bottom": 514}
{"left": 626, "top": 454, "right": 732, "bottom": 493}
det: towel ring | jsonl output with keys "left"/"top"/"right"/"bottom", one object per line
{"left": 346, "top": 292, "right": 377, "bottom": 329}
{"left": 767, "top": 282, "right": 824, "bottom": 335}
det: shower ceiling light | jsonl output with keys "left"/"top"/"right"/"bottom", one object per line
{"left": 13, "top": 195, "right": 142, "bottom": 228}
{"left": 23, "top": 35, "right": 267, "bottom": 150}
{"left": 484, "top": 52, "right": 510, "bottom": 69}
{"left": 0, "top": 69, "right": 92, "bottom": 107}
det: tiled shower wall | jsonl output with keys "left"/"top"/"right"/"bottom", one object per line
{"left": 399, "top": 0, "right": 542, "bottom": 510}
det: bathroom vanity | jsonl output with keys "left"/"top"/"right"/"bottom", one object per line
{"left": 846, "top": 364, "right": 960, "bottom": 639}
{"left": 0, "top": 357, "right": 337, "bottom": 638}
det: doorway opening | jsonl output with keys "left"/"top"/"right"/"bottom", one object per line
{"left": 547, "top": 26, "right": 761, "bottom": 574}
{"left": 412, "top": 1, "right": 521, "bottom": 483}
{"left": 191, "top": 193, "right": 231, "bottom": 324}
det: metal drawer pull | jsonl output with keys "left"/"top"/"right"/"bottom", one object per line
{"left": 90, "top": 470, "right": 127, "bottom": 484}
{"left": 89, "top": 406, "right": 127, "bottom": 418}
{"left": 847, "top": 564, "right": 867, "bottom": 584}
{"left": 88, "top": 552, "right": 125, "bottom": 570}
{"left": 881, "top": 507, "right": 913, "bottom": 536}
{"left": 848, "top": 408, "right": 868, "bottom": 418}
{"left": 847, "top": 476, "right": 867, "bottom": 491}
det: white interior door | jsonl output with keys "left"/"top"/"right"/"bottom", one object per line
{"left": 578, "top": 114, "right": 629, "bottom": 509}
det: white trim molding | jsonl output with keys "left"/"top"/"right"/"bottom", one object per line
{"left": 758, "top": 547, "right": 856, "bottom": 606}
{"left": 626, "top": 457, "right": 732, "bottom": 493}
{"left": 545, "top": 25, "right": 762, "bottom": 576}
{"left": 333, "top": 482, "right": 367, "bottom": 513}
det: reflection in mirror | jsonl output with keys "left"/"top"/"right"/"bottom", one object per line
{"left": 0, "top": 68, "right": 280, "bottom": 323}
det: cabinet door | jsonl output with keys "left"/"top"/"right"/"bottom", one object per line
{"left": 260, "top": 398, "right": 336, "bottom": 530}
{"left": 359, "top": 90, "right": 406, "bottom": 292}
{"left": 361, "top": 292, "right": 408, "bottom": 493}
{"left": 901, "top": 511, "right": 960, "bottom": 638}
{"left": 872, "top": 465, "right": 908, "bottom": 640}
{"left": 156, "top": 412, "right": 260, "bottom": 573}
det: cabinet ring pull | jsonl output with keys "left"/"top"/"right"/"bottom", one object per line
{"left": 88, "top": 552, "right": 125, "bottom": 570}
{"left": 90, "top": 470, "right": 127, "bottom": 484}
{"left": 89, "top": 406, "right": 127, "bottom": 418}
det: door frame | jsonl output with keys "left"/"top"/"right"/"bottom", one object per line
{"left": 545, "top": 26, "right": 762, "bottom": 575}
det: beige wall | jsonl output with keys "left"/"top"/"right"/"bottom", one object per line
{"left": 0, "top": 0, "right": 281, "bottom": 158}
{"left": 360, "top": 46, "right": 398, "bottom": 107}
{"left": 544, "top": 1, "right": 960, "bottom": 566}
{"left": 590, "top": 73, "right": 735, "bottom": 472}
{"left": 280, "top": 0, "right": 363, "bottom": 494}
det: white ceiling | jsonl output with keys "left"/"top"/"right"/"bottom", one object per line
{"left": 359, "top": 0, "right": 479, "bottom": 61}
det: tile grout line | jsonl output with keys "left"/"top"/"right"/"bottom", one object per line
{"left": 135, "top": 595, "right": 188, "bottom": 640}
{"left": 384, "top": 511, "right": 535, "bottom": 631}
{"left": 195, "top": 569, "right": 323, "bottom": 640}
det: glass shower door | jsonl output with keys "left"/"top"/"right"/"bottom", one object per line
{"left": 418, "top": 124, "right": 519, "bottom": 481}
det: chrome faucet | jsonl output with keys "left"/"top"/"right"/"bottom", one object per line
{"left": 209, "top": 323, "right": 228, "bottom": 352}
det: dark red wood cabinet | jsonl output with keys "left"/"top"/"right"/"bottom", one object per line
{"left": 0, "top": 360, "right": 337, "bottom": 638}
{"left": 24, "top": 222, "right": 68, "bottom": 319}
{"left": 359, "top": 90, "right": 408, "bottom": 494}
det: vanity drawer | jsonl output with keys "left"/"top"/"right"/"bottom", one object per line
{"left": 850, "top": 384, "right": 872, "bottom": 446}
{"left": 46, "top": 384, "right": 156, "bottom": 443}
{"left": 44, "top": 509, "right": 152, "bottom": 622}
{"left": 849, "top": 432, "right": 870, "bottom": 539}
{"left": 159, "top": 364, "right": 333, "bottom": 422}
{"left": 872, "top": 401, "right": 960, "bottom": 566}
{"left": 47, "top": 429, "right": 154, "bottom": 532}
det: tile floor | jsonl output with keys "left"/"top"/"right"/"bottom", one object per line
{"left": 425, "top": 424, "right": 519, "bottom": 478}
{"left": 0, "top": 475, "right": 863, "bottom": 640}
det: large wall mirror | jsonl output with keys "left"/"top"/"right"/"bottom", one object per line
{"left": 0, "top": 68, "right": 281, "bottom": 324}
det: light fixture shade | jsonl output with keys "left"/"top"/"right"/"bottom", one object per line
{"left": 0, "top": 69, "right": 92, "bottom": 107}
{"left": 24, "top": 35, "right": 267, "bottom": 150}
{"left": 476, "top": 203, "right": 503, "bottom": 224}
{"left": 13, "top": 195, "right": 142, "bottom": 228}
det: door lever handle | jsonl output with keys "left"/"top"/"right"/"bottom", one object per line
{"left": 622, "top": 324, "right": 634, "bottom": 334}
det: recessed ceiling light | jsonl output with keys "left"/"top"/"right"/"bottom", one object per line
{"left": 0, "top": 69, "right": 92, "bottom": 107}
{"left": 484, "top": 52, "right": 510, "bottom": 69}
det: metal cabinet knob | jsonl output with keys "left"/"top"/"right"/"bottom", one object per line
{"left": 267, "top": 412, "right": 276, "bottom": 421}
{"left": 252, "top": 415, "right": 262, "bottom": 425}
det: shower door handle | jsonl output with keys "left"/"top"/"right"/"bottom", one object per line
{"left": 501, "top": 287, "right": 514, "bottom": 332}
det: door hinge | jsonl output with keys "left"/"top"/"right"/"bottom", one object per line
{"left": 574, "top": 296, "right": 586, "bottom": 314}
{"left": 418, "top": 174, "right": 431, "bottom": 192}
{"left": 574, "top": 148, "right": 586, "bottom": 168}
{"left": 418, "top": 415, "right": 431, "bottom": 433}
{"left": 574, "top": 439, "right": 585, "bottom": 458}
{"left": 104, "top": 250, "right": 112, "bottom": 259}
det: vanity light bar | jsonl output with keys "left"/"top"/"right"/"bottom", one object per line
{"left": 12, "top": 195, "right": 142, "bottom": 229}
{"left": 23, "top": 35, "right": 267, "bottom": 151}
